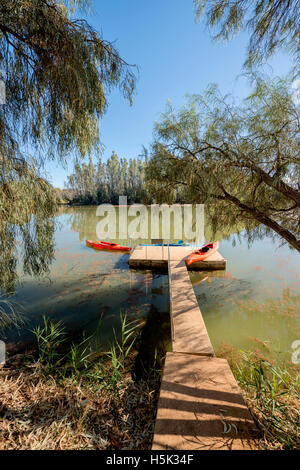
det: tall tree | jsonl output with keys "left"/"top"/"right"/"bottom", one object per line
{"left": 66, "top": 152, "right": 152, "bottom": 205}
{"left": 194, "top": 0, "right": 300, "bottom": 71}
{"left": 0, "top": 1, "right": 136, "bottom": 291}
{"left": 146, "top": 75, "right": 300, "bottom": 251}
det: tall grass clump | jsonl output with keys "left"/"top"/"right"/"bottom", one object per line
{"left": 32, "top": 316, "right": 66, "bottom": 373}
{"left": 85, "top": 312, "right": 140, "bottom": 398}
{"left": 113, "top": 311, "right": 137, "bottom": 365}
{"left": 31, "top": 311, "right": 153, "bottom": 393}
{"left": 218, "top": 345, "right": 300, "bottom": 449}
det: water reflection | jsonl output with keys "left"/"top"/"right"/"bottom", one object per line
{"left": 1, "top": 206, "right": 299, "bottom": 366}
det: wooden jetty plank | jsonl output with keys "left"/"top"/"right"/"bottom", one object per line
{"left": 152, "top": 353, "right": 259, "bottom": 450}
{"left": 129, "top": 244, "right": 258, "bottom": 450}
{"left": 169, "top": 260, "right": 214, "bottom": 356}
{"left": 129, "top": 246, "right": 226, "bottom": 270}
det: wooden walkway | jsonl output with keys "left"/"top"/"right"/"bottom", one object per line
{"left": 169, "top": 259, "right": 214, "bottom": 356}
{"left": 152, "top": 353, "right": 258, "bottom": 450}
{"left": 128, "top": 246, "right": 258, "bottom": 450}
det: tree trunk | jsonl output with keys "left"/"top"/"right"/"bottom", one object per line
{"left": 219, "top": 188, "right": 300, "bottom": 252}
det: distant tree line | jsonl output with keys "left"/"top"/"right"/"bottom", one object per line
{"left": 65, "top": 152, "right": 154, "bottom": 204}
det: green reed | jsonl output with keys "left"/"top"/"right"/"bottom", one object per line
{"left": 232, "top": 352, "right": 300, "bottom": 449}
{"left": 31, "top": 311, "right": 158, "bottom": 397}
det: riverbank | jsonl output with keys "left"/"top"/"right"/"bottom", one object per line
{"left": 0, "top": 358, "right": 160, "bottom": 450}
{"left": 0, "top": 315, "right": 161, "bottom": 450}
{"left": 1, "top": 333, "right": 299, "bottom": 449}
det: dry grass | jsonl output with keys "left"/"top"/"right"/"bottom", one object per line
{"left": 243, "top": 387, "right": 300, "bottom": 450}
{"left": 0, "top": 360, "right": 160, "bottom": 450}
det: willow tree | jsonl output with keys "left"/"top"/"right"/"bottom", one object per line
{"left": 146, "top": 76, "right": 300, "bottom": 251}
{"left": 0, "top": 0, "right": 136, "bottom": 291}
{"left": 194, "top": 0, "right": 300, "bottom": 71}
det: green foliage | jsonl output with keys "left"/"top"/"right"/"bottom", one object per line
{"left": 0, "top": 0, "right": 136, "bottom": 162}
{"left": 32, "top": 312, "right": 143, "bottom": 400}
{"left": 95, "top": 312, "right": 139, "bottom": 398}
{"left": 112, "top": 311, "right": 138, "bottom": 368}
{"left": 2, "top": 309, "right": 161, "bottom": 450}
{"left": 68, "top": 338, "right": 92, "bottom": 374}
{"left": 67, "top": 316, "right": 103, "bottom": 374}
{"left": 0, "top": 168, "right": 57, "bottom": 292}
{"left": 0, "top": 1, "right": 136, "bottom": 293}
{"left": 106, "top": 345, "right": 124, "bottom": 398}
{"left": 146, "top": 74, "right": 300, "bottom": 251}
{"left": 32, "top": 315, "right": 66, "bottom": 372}
{"left": 194, "top": 0, "right": 300, "bottom": 71}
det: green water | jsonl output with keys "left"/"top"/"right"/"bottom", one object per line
{"left": 4, "top": 206, "right": 300, "bottom": 364}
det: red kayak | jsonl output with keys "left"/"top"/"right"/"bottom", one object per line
{"left": 86, "top": 240, "right": 131, "bottom": 252}
{"left": 186, "top": 242, "right": 219, "bottom": 266}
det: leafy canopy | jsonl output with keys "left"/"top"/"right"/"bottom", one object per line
{"left": 0, "top": 0, "right": 136, "bottom": 291}
{"left": 194, "top": 0, "right": 300, "bottom": 71}
{"left": 146, "top": 75, "right": 300, "bottom": 251}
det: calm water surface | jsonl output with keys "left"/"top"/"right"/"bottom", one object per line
{"left": 5, "top": 206, "right": 300, "bottom": 362}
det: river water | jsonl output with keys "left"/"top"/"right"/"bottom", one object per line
{"left": 4, "top": 206, "right": 300, "bottom": 364}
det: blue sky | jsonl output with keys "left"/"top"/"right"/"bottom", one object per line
{"left": 46, "top": 0, "right": 293, "bottom": 188}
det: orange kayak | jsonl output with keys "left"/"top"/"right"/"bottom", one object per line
{"left": 86, "top": 240, "right": 131, "bottom": 252}
{"left": 186, "top": 242, "right": 219, "bottom": 266}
